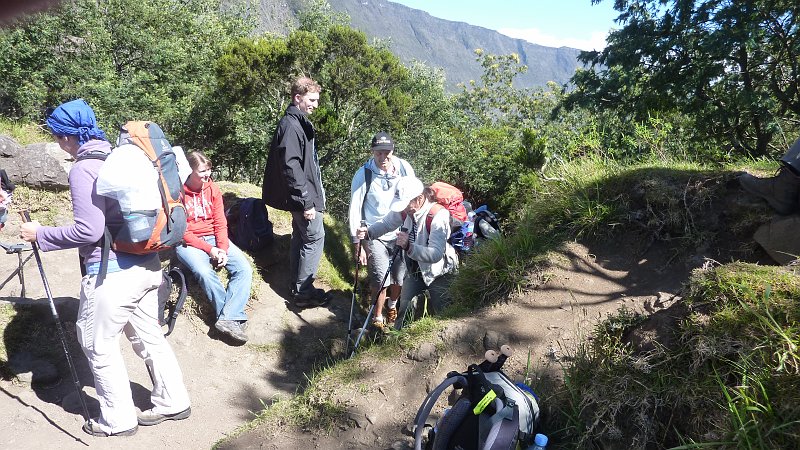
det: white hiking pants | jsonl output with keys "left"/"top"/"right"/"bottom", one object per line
{"left": 76, "top": 255, "right": 190, "bottom": 434}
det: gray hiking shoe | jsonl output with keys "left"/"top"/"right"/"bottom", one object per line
{"left": 215, "top": 320, "right": 248, "bottom": 343}
{"left": 739, "top": 167, "right": 800, "bottom": 215}
{"left": 82, "top": 419, "right": 137, "bottom": 437}
{"left": 137, "top": 406, "right": 191, "bottom": 426}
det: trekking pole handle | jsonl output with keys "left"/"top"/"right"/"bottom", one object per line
{"left": 392, "top": 227, "right": 408, "bottom": 258}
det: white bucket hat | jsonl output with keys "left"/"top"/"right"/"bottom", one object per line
{"left": 389, "top": 176, "right": 424, "bottom": 212}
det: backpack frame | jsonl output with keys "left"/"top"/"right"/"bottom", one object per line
{"left": 414, "top": 352, "right": 540, "bottom": 450}
{"left": 80, "top": 121, "right": 187, "bottom": 281}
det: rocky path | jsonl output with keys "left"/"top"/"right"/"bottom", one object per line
{"left": 0, "top": 220, "right": 352, "bottom": 449}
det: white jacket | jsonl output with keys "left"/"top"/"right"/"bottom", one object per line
{"left": 368, "top": 200, "right": 458, "bottom": 286}
{"left": 348, "top": 156, "right": 415, "bottom": 243}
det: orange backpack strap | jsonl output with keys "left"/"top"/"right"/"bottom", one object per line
{"left": 122, "top": 121, "right": 158, "bottom": 161}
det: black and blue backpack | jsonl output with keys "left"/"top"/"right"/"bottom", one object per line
{"left": 228, "top": 197, "right": 273, "bottom": 252}
{"left": 414, "top": 348, "right": 540, "bottom": 450}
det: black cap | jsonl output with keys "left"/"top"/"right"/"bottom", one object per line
{"left": 370, "top": 131, "right": 394, "bottom": 151}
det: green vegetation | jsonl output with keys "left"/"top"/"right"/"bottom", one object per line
{"left": 2, "top": 0, "right": 800, "bottom": 448}
{"left": 0, "top": 118, "right": 50, "bottom": 145}
{"left": 570, "top": 0, "right": 800, "bottom": 158}
{"left": 548, "top": 263, "right": 800, "bottom": 449}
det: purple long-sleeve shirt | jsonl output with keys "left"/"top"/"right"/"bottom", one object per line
{"left": 36, "top": 140, "right": 124, "bottom": 265}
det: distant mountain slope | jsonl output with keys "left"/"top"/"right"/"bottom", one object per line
{"left": 327, "top": 0, "right": 583, "bottom": 90}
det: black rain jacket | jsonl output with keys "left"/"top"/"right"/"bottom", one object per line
{"left": 262, "top": 105, "right": 325, "bottom": 212}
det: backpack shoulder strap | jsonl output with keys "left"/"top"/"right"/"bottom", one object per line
{"left": 426, "top": 204, "right": 444, "bottom": 234}
{"left": 75, "top": 151, "right": 109, "bottom": 163}
{"left": 360, "top": 165, "right": 373, "bottom": 222}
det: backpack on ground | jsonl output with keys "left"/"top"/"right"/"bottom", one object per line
{"left": 473, "top": 205, "right": 501, "bottom": 241}
{"left": 227, "top": 197, "right": 273, "bottom": 252}
{"left": 89, "top": 121, "right": 188, "bottom": 279}
{"left": 413, "top": 348, "right": 540, "bottom": 450}
{"left": 157, "top": 266, "right": 187, "bottom": 337}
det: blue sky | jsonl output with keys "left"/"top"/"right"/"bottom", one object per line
{"left": 388, "top": 0, "right": 620, "bottom": 51}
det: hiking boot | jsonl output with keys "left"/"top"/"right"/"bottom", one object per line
{"left": 215, "top": 320, "right": 248, "bottom": 343}
{"left": 386, "top": 307, "right": 398, "bottom": 325}
{"left": 82, "top": 419, "right": 138, "bottom": 437}
{"left": 293, "top": 288, "right": 332, "bottom": 308}
{"left": 137, "top": 406, "right": 192, "bottom": 426}
{"left": 372, "top": 315, "right": 386, "bottom": 329}
{"left": 739, "top": 167, "right": 800, "bottom": 215}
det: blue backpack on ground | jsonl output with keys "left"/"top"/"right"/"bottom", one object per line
{"left": 228, "top": 198, "right": 273, "bottom": 252}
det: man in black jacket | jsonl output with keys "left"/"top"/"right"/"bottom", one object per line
{"left": 262, "top": 76, "right": 330, "bottom": 306}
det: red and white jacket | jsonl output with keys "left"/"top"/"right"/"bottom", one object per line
{"left": 182, "top": 179, "right": 229, "bottom": 255}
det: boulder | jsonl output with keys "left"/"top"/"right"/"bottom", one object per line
{"left": 13, "top": 142, "right": 71, "bottom": 190}
{"left": 0, "top": 134, "right": 22, "bottom": 157}
{"left": 753, "top": 214, "right": 800, "bottom": 265}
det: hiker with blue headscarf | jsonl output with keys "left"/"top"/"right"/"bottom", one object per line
{"left": 19, "top": 99, "right": 191, "bottom": 437}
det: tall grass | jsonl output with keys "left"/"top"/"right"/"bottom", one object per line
{"left": 0, "top": 119, "right": 50, "bottom": 146}
{"left": 547, "top": 263, "right": 800, "bottom": 449}
{"left": 452, "top": 155, "right": 733, "bottom": 309}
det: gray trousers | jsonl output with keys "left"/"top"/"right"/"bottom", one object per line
{"left": 290, "top": 210, "right": 325, "bottom": 294}
{"left": 393, "top": 271, "right": 453, "bottom": 330}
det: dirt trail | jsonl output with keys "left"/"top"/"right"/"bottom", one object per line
{"left": 0, "top": 212, "right": 748, "bottom": 450}
{"left": 220, "top": 239, "right": 694, "bottom": 449}
{"left": 0, "top": 215, "right": 353, "bottom": 450}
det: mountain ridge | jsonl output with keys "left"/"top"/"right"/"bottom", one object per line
{"left": 243, "top": 0, "right": 584, "bottom": 90}
{"left": 328, "top": 0, "right": 583, "bottom": 90}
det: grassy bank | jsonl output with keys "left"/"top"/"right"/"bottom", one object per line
{"left": 550, "top": 263, "right": 800, "bottom": 449}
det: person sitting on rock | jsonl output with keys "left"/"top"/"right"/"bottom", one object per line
{"left": 739, "top": 137, "right": 800, "bottom": 215}
{"left": 176, "top": 151, "right": 253, "bottom": 344}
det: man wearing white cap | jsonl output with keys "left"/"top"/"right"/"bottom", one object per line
{"left": 356, "top": 176, "right": 459, "bottom": 329}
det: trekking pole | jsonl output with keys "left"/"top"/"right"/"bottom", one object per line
{"left": 20, "top": 211, "right": 91, "bottom": 423}
{"left": 349, "top": 227, "right": 406, "bottom": 359}
{"left": 345, "top": 220, "right": 367, "bottom": 356}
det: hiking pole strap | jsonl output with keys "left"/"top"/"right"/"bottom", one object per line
{"left": 20, "top": 211, "right": 92, "bottom": 423}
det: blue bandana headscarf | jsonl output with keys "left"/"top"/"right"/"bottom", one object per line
{"left": 46, "top": 98, "right": 107, "bottom": 146}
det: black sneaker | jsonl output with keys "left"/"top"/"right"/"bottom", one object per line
{"left": 293, "top": 288, "right": 332, "bottom": 308}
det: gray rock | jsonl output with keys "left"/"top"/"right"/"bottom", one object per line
{"left": 483, "top": 330, "right": 507, "bottom": 351}
{"left": 408, "top": 342, "right": 437, "bottom": 361}
{"left": 754, "top": 215, "right": 800, "bottom": 265}
{"left": 347, "top": 408, "right": 370, "bottom": 428}
{"left": 8, "top": 142, "right": 72, "bottom": 190}
{"left": 0, "top": 135, "right": 22, "bottom": 157}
